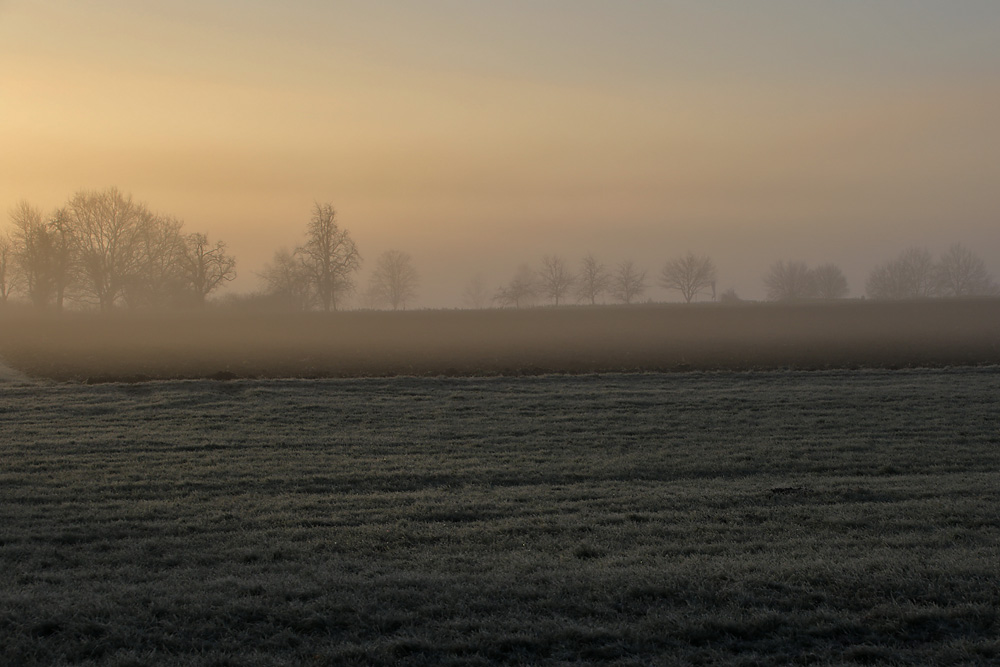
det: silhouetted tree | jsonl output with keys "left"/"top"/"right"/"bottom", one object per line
{"left": 65, "top": 187, "right": 153, "bottom": 311}
{"left": 296, "top": 203, "right": 360, "bottom": 311}
{"left": 764, "top": 260, "right": 815, "bottom": 301}
{"left": 462, "top": 274, "right": 490, "bottom": 309}
{"left": 9, "top": 201, "right": 58, "bottom": 308}
{"left": 811, "top": 263, "right": 849, "bottom": 299}
{"left": 259, "top": 247, "right": 313, "bottom": 310}
{"left": 660, "top": 251, "right": 717, "bottom": 303}
{"left": 611, "top": 260, "right": 647, "bottom": 304}
{"left": 123, "top": 215, "right": 186, "bottom": 309}
{"left": 935, "top": 244, "right": 997, "bottom": 297}
{"left": 6, "top": 189, "right": 233, "bottom": 311}
{"left": 537, "top": 254, "right": 575, "bottom": 306}
{"left": 180, "top": 233, "right": 237, "bottom": 305}
{"left": 369, "top": 249, "right": 419, "bottom": 310}
{"left": 576, "top": 254, "right": 610, "bottom": 305}
{"left": 866, "top": 247, "right": 936, "bottom": 300}
{"left": 494, "top": 264, "right": 537, "bottom": 308}
{"left": 47, "top": 208, "right": 77, "bottom": 311}
{"left": 0, "top": 233, "right": 16, "bottom": 303}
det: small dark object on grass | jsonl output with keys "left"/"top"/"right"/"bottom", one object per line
{"left": 770, "top": 486, "right": 806, "bottom": 496}
{"left": 574, "top": 543, "right": 604, "bottom": 559}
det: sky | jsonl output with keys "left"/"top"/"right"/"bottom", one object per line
{"left": 2, "top": 0, "right": 999, "bottom": 306}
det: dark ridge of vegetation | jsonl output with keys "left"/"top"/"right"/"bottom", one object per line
{"left": 1, "top": 370, "right": 998, "bottom": 665}
{"left": 2, "top": 298, "right": 1000, "bottom": 382}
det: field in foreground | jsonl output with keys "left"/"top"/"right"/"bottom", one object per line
{"left": 2, "top": 298, "right": 1000, "bottom": 381}
{"left": 2, "top": 369, "right": 999, "bottom": 665}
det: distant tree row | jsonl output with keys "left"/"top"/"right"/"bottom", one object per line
{"left": 489, "top": 256, "right": 647, "bottom": 308}
{"left": 763, "top": 245, "right": 997, "bottom": 302}
{"left": 763, "top": 261, "right": 850, "bottom": 301}
{"left": 1, "top": 188, "right": 235, "bottom": 311}
{"left": 6, "top": 192, "right": 996, "bottom": 312}
{"left": 257, "top": 203, "right": 419, "bottom": 311}
{"left": 866, "top": 245, "right": 997, "bottom": 299}
{"left": 473, "top": 244, "right": 997, "bottom": 309}
{"left": 468, "top": 252, "right": 717, "bottom": 308}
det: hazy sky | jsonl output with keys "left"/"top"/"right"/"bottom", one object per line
{"left": 3, "top": 1, "right": 999, "bottom": 305}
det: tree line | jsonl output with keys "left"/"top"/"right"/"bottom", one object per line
{"left": 0, "top": 194, "right": 419, "bottom": 313}
{"left": 3, "top": 189, "right": 997, "bottom": 312}
{"left": 0, "top": 188, "right": 236, "bottom": 311}
{"left": 473, "top": 252, "right": 718, "bottom": 309}
{"left": 472, "top": 245, "right": 997, "bottom": 308}
{"left": 760, "top": 246, "right": 997, "bottom": 302}
{"left": 254, "top": 203, "right": 419, "bottom": 312}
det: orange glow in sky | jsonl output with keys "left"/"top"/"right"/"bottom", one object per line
{"left": 2, "top": 1, "right": 999, "bottom": 305}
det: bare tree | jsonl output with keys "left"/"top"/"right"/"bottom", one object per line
{"left": 180, "top": 233, "right": 237, "bottom": 306}
{"left": 0, "top": 233, "right": 17, "bottom": 303}
{"left": 9, "top": 201, "right": 57, "bottom": 308}
{"left": 494, "top": 264, "right": 537, "bottom": 308}
{"left": 65, "top": 187, "right": 152, "bottom": 311}
{"left": 47, "top": 208, "right": 77, "bottom": 311}
{"left": 611, "top": 260, "right": 647, "bottom": 304}
{"left": 659, "top": 251, "right": 717, "bottom": 303}
{"left": 296, "top": 203, "right": 361, "bottom": 312}
{"left": 764, "top": 260, "right": 815, "bottom": 301}
{"left": 5, "top": 190, "right": 235, "bottom": 312}
{"left": 576, "top": 254, "right": 610, "bottom": 305}
{"left": 259, "top": 247, "right": 313, "bottom": 311}
{"left": 462, "top": 274, "right": 490, "bottom": 309}
{"left": 369, "top": 249, "right": 419, "bottom": 310}
{"left": 935, "top": 244, "right": 998, "bottom": 297}
{"left": 811, "top": 263, "right": 850, "bottom": 299}
{"left": 123, "top": 215, "right": 186, "bottom": 309}
{"left": 866, "top": 247, "right": 936, "bottom": 300}
{"left": 537, "top": 255, "right": 575, "bottom": 306}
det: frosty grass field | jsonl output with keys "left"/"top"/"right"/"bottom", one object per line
{"left": 2, "top": 367, "right": 998, "bottom": 665}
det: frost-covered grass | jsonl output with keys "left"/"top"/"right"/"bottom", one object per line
{"left": 1, "top": 369, "right": 998, "bottom": 664}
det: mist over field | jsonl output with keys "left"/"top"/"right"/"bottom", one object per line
{"left": 1, "top": 299, "right": 1000, "bottom": 382}
{"left": 3, "top": 298, "right": 999, "bottom": 663}
{"left": 3, "top": 1, "right": 1000, "bottom": 664}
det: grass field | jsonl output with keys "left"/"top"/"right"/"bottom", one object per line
{"left": 2, "top": 369, "right": 998, "bottom": 665}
